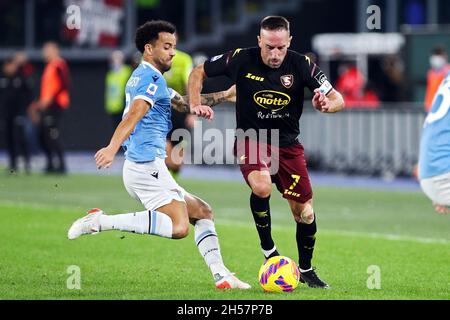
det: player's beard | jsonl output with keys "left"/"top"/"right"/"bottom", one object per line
{"left": 157, "top": 58, "right": 173, "bottom": 73}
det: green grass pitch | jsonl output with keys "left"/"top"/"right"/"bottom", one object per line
{"left": 0, "top": 172, "right": 449, "bottom": 300}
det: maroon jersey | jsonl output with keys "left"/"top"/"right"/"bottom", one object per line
{"left": 204, "top": 47, "right": 333, "bottom": 147}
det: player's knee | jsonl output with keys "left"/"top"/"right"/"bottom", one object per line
{"left": 172, "top": 221, "right": 190, "bottom": 239}
{"left": 252, "top": 182, "right": 272, "bottom": 198}
{"left": 294, "top": 202, "right": 314, "bottom": 224}
{"left": 198, "top": 202, "right": 214, "bottom": 220}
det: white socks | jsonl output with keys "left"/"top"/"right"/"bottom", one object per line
{"left": 194, "top": 219, "right": 229, "bottom": 278}
{"left": 99, "top": 213, "right": 229, "bottom": 279}
{"left": 148, "top": 210, "right": 173, "bottom": 238}
{"left": 99, "top": 210, "right": 173, "bottom": 238}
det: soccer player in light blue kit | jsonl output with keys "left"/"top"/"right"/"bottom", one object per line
{"left": 67, "top": 20, "right": 250, "bottom": 289}
{"left": 419, "top": 71, "right": 450, "bottom": 214}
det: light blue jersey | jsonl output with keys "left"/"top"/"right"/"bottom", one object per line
{"left": 122, "top": 61, "right": 174, "bottom": 162}
{"left": 419, "top": 72, "right": 450, "bottom": 179}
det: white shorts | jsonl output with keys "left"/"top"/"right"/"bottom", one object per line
{"left": 123, "top": 157, "right": 186, "bottom": 211}
{"left": 420, "top": 171, "right": 450, "bottom": 206}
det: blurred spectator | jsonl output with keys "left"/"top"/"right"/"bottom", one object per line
{"left": 29, "top": 42, "right": 70, "bottom": 174}
{"left": 131, "top": 51, "right": 142, "bottom": 69}
{"left": 105, "top": 50, "right": 132, "bottom": 131}
{"left": 0, "top": 56, "right": 33, "bottom": 174}
{"left": 192, "top": 52, "right": 208, "bottom": 69}
{"left": 360, "top": 82, "right": 380, "bottom": 108}
{"left": 14, "top": 51, "right": 35, "bottom": 80}
{"left": 335, "top": 63, "right": 379, "bottom": 108}
{"left": 378, "top": 54, "right": 407, "bottom": 102}
{"left": 13, "top": 51, "right": 40, "bottom": 155}
{"left": 336, "top": 63, "right": 364, "bottom": 100}
{"left": 424, "top": 46, "right": 450, "bottom": 112}
{"left": 163, "top": 49, "right": 195, "bottom": 178}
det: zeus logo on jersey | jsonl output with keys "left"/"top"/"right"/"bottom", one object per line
{"left": 146, "top": 83, "right": 158, "bottom": 96}
{"left": 246, "top": 73, "right": 265, "bottom": 82}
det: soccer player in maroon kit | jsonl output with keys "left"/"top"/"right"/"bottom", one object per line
{"left": 188, "top": 16, "right": 345, "bottom": 288}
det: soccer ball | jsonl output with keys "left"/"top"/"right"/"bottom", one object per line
{"left": 258, "top": 256, "right": 300, "bottom": 292}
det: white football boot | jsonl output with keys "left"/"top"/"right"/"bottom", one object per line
{"left": 215, "top": 272, "right": 251, "bottom": 290}
{"left": 67, "top": 208, "right": 103, "bottom": 240}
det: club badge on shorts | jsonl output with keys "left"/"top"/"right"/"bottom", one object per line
{"left": 280, "top": 75, "right": 294, "bottom": 88}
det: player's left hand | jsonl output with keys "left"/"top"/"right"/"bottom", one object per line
{"left": 312, "top": 89, "right": 331, "bottom": 112}
{"left": 95, "top": 146, "right": 116, "bottom": 169}
{"left": 28, "top": 103, "right": 41, "bottom": 124}
{"left": 190, "top": 105, "right": 214, "bottom": 120}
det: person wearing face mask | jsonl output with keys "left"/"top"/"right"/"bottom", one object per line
{"left": 105, "top": 50, "right": 132, "bottom": 131}
{"left": 424, "top": 46, "right": 450, "bottom": 112}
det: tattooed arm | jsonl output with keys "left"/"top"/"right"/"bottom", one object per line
{"left": 171, "top": 91, "right": 190, "bottom": 113}
{"left": 171, "top": 85, "right": 236, "bottom": 113}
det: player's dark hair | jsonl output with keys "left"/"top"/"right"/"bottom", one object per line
{"left": 260, "top": 16, "right": 290, "bottom": 32}
{"left": 135, "top": 20, "right": 176, "bottom": 53}
{"left": 432, "top": 45, "right": 447, "bottom": 56}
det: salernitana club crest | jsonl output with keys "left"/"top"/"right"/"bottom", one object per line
{"left": 280, "top": 74, "right": 294, "bottom": 88}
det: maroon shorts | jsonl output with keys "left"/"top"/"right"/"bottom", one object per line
{"left": 234, "top": 139, "right": 313, "bottom": 203}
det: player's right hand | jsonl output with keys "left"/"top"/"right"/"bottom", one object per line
{"left": 190, "top": 105, "right": 214, "bottom": 120}
{"left": 95, "top": 146, "right": 116, "bottom": 169}
{"left": 312, "top": 89, "right": 328, "bottom": 112}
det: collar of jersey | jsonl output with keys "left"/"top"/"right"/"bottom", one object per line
{"left": 141, "top": 60, "right": 162, "bottom": 76}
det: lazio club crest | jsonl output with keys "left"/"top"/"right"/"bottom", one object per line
{"left": 280, "top": 74, "right": 294, "bottom": 88}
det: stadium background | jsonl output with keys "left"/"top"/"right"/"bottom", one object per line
{"left": 1, "top": 0, "right": 450, "bottom": 177}
{"left": 0, "top": 0, "right": 449, "bottom": 301}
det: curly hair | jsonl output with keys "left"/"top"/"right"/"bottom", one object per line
{"left": 135, "top": 20, "right": 176, "bottom": 53}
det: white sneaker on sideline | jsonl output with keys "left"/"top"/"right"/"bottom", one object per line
{"left": 67, "top": 208, "right": 103, "bottom": 240}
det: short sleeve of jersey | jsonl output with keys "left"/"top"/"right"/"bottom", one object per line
{"left": 204, "top": 48, "right": 246, "bottom": 81}
{"left": 168, "top": 87, "right": 176, "bottom": 99}
{"left": 134, "top": 74, "right": 165, "bottom": 106}
{"left": 299, "top": 54, "right": 333, "bottom": 95}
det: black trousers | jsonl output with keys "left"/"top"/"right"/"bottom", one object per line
{"left": 5, "top": 115, "right": 31, "bottom": 172}
{"left": 39, "top": 107, "right": 66, "bottom": 172}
